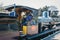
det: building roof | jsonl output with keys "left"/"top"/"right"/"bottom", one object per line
{"left": 4, "top": 5, "right": 38, "bottom": 17}
{"left": 4, "top": 4, "right": 38, "bottom": 11}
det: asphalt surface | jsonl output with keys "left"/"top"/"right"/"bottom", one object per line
{"left": 0, "top": 31, "right": 19, "bottom": 40}
{"left": 0, "top": 25, "right": 60, "bottom": 40}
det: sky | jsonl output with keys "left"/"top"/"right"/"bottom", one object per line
{"left": 0, "top": 0, "right": 60, "bottom": 15}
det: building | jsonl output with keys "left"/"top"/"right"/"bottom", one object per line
{"left": 0, "top": 11, "right": 17, "bottom": 31}
{"left": 38, "top": 6, "right": 59, "bottom": 22}
{"left": 3, "top": 4, "right": 38, "bottom": 31}
{"left": 48, "top": 6, "right": 58, "bottom": 17}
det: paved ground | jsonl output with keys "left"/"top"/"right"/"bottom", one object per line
{"left": 0, "top": 31, "right": 19, "bottom": 40}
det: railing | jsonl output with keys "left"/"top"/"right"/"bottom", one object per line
{"left": 42, "top": 30, "right": 60, "bottom": 40}
{"left": 19, "top": 28, "right": 60, "bottom": 40}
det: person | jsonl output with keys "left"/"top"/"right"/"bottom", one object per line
{"left": 42, "top": 23, "right": 47, "bottom": 31}
{"left": 22, "top": 13, "right": 33, "bottom": 26}
{"left": 22, "top": 15, "right": 27, "bottom": 26}
{"left": 38, "top": 22, "right": 42, "bottom": 33}
{"left": 26, "top": 13, "right": 33, "bottom": 21}
{"left": 48, "top": 22, "right": 54, "bottom": 29}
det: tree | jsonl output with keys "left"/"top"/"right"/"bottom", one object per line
{"left": 42, "top": 6, "right": 49, "bottom": 11}
{"left": 0, "top": 3, "right": 4, "bottom": 11}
